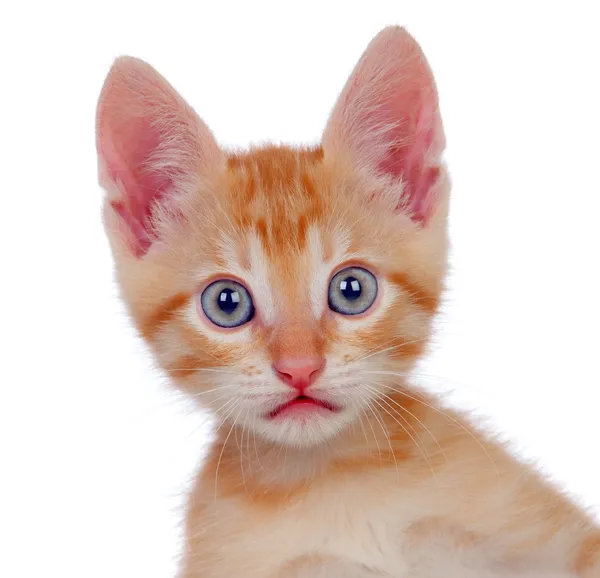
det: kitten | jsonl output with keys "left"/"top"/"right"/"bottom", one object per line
{"left": 95, "top": 26, "right": 599, "bottom": 578}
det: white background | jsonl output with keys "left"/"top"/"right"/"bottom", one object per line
{"left": 1, "top": 2, "right": 599, "bottom": 577}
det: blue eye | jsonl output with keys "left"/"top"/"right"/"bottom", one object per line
{"left": 200, "top": 280, "right": 254, "bottom": 328}
{"left": 328, "top": 267, "right": 377, "bottom": 315}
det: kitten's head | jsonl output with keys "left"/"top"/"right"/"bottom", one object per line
{"left": 96, "top": 27, "right": 448, "bottom": 447}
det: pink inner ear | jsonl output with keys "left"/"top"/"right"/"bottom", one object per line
{"left": 322, "top": 27, "right": 445, "bottom": 226}
{"left": 376, "top": 100, "right": 441, "bottom": 224}
{"left": 100, "top": 115, "right": 173, "bottom": 256}
{"left": 96, "top": 56, "right": 222, "bottom": 257}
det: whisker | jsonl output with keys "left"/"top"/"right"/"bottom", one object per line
{"left": 365, "top": 376, "right": 500, "bottom": 479}
{"left": 354, "top": 394, "right": 383, "bottom": 466}
{"left": 168, "top": 367, "right": 238, "bottom": 375}
{"left": 351, "top": 334, "right": 406, "bottom": 363}
{"left": 237, "top": 408, "right": 250, "bottom": 495}
{"left": 243, "top": 409, "right": 255, "bottom": 477}
{"left": 363, "top": 383, "right": 431, "bottom": 461}
{"left": 356, "top": 404, "right": 373, "bottom": 450}
{"left": 369, "top": 395, "right": 438, "bottom": 485}
{"left": 200, "top": 394, "right": 236, "bottom": 413}
{"left": 213, "top": 398, "right": 240, "bottom": 431}
{"left": 276, "top": 429, "right": 287, "bottom": 461}
{"left": 214, "top": 404, "right": 244, "bottom": 503}
{"left": 190, "top": 384, "right": 239, "bottom": 399}
{"left": 367, "top": 381, "right": 449, "bottom": 466}
{"left": 355, "top": 337, "right": 428, "bottom": 363}
{"left": 364, "top": 368, "right": 488, "bottom": 394}
{"left": 252, "top": 425, "right": 264, "bottom": 474}
{"left": 364, "top": 399, "right": 400, "bottom": 484}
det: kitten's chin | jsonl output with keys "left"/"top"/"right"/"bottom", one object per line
{"left": 252, "top": 407, "right": 356, "bottom": 448}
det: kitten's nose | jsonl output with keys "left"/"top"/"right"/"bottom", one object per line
{"left": 272, "top": 356, "right": 325, "bottom": 391}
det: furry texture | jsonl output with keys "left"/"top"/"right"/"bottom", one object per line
{"left": 96, "top": 26, "right": 600, "bottom": 577}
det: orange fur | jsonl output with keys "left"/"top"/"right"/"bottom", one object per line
{"left": 575, "top": 535, "right": 600, "bottom": 574}
{"left": 96, "top": 26, "right": 598, "bottom": 578}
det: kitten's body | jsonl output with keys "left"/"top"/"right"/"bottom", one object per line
{"left": 185, "top": 387, "right": 595, "bottom": 578}
{"left": 95, "top": 27, "right": 599, "bottom": 577}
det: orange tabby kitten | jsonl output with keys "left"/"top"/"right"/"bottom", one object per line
{"left": 96, "top": 27, "right": 599, "bottom": 578}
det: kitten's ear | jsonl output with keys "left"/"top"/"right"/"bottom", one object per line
{"left": 96, "top": 57, "right": 222, "bottom": 256}
{"left": 323, "top": 27, "right": 445, "bottom": 225}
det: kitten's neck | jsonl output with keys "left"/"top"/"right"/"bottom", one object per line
{"left": 209, "top": 425, "right": 361, "bottom": 491}
{"left": 204, "top": 390, "right": 434, "bottom": 495}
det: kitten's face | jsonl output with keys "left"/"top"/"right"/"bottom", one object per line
{"left": 144, "top": 149, "right": 445, "bottom": 446}
{"left": 96, "top": 27, "right": 448, "bottom": 447}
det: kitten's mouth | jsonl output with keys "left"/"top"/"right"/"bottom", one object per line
{"left": 267, "top": 395, "right": 339, "bottom": 419}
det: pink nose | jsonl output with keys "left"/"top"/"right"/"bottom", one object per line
{"left": 273, "top": 356, "right": 325, "bottom": 391}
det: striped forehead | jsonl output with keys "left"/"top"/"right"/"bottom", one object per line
{"left": 211, "top": 146, "right": 356, "bottom": 324}
{"left": 214, "top": 220, "right": 351, "bottom": 326}
{"left": 248, "top": 224, "right": 349, "bottom": 324}
{"left": 226, "top": 147, "right": 327, "bottom": 241}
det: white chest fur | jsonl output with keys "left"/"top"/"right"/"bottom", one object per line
{"left": 201, "top": 471, "right": 439, "bottom": 577}
{"left": 195, "top": 471, "right": 574, "bottom": 578}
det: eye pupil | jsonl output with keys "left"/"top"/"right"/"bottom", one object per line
{"left": 217, "top": 289, "right": 240, "bottom": 314}
{"left": 340, "top": 277, "right": 362, "bottom": 301}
